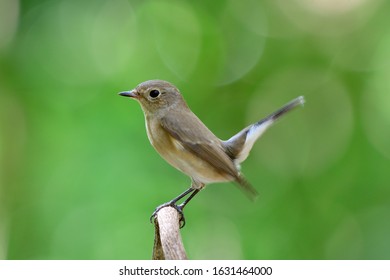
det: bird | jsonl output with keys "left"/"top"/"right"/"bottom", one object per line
{"left": 119, "top": 80, "right": 304, "bottom": 227}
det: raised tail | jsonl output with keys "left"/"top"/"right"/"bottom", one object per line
{"left": 258, "top": 96, "right": 305, "bottom": 124}
{"left": 223, "top": 96, "right": 305, "bottom": 164}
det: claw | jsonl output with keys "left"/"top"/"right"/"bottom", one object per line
{"left": 150, "top": 188, "right": 200, "bottom": 228}
{"left": 150, "top": 202, "right": 170, "bottom": 223}
{"left": 150, "top": 202, "right": 186, "bottom": 228}
{"left": 175, "top": 203, "right": 186, "bottom": 228}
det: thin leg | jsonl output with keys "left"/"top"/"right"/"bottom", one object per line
{"left": 168, "top": 187, "right": 195, "bottom": 205}
{"left": 150, "top": 187, "right": 197, "bottom": 228}
{"left": 177, "top": 189, "right": 200, "bottom": 210}
{"left": 174, "top": 189, "right": 200, "bottom": 228}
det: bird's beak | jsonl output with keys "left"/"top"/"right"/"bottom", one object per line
{"left": 118, "top": 90, "right": 138, "bottom": 98}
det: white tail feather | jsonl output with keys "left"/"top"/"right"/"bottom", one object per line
{"left": 235, "top": 119, "right": 274, "bottom": 164}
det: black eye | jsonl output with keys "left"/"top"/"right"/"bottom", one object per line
{"left": 149, "top": 89, "right": 160, "bottom": 98}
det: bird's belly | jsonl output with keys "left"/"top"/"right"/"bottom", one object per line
{"left": 165, "top": 139, "right": 232, "bottom": 184}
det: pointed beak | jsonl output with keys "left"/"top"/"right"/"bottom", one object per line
{"left": 118, "top": 90, "right": 138, "bottom": 98}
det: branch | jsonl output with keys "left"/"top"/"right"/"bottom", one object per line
{"left": 152, "top": 206, "right": 188, "bottom": 260}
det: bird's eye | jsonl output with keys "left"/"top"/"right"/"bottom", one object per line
{"left": 149, "top": 89, "right": 160, "bottom": 98}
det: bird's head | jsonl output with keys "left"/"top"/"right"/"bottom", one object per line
{"left": 119, "top": 80, "right": 186, "bottom": 116}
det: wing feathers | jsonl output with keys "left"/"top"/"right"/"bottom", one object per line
{"left": 160, "top": 113, "right": 258, "bottom": 200}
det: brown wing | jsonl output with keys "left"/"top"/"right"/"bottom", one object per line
{"left": 160, "top": 111, "right": 259, "bottom": 200}
{"left": 160, "top": 111, "right": 238, "bottom": 179}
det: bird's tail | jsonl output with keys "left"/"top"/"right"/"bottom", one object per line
{"left": 236, "top": 175, "right": 259, "bottom": 202}
{"left": 257, "top": 96, "right": 305, "bottom": 125}
{"left": 224, "top": 96, "right": 305, "bottom": 164}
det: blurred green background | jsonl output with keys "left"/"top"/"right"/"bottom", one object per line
{"left": 1, "top": 0, "right": 390, "bottom": 260}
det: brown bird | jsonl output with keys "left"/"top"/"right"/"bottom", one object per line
{"left": 119, "top": 80, "right": 304, "bottom": 227}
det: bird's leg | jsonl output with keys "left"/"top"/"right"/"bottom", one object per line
{"left": 177, "top": 189, "right": 200, "bottom": 211}
{"left": 172, "top": 189, "right": 201, "bottom": 227}
{"left": 150, "top": 187, "right": 197, "bottom": 228}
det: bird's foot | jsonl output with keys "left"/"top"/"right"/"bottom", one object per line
{"left": 150, "top": 202, "right": 186, "bottom": 228}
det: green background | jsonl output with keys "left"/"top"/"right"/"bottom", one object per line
{"left": 1, "top": 0, "right": 390, "bottom": 259}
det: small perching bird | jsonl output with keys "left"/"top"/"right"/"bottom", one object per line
{"left": 119, "top": 80, "right": 305, "bottom": 227}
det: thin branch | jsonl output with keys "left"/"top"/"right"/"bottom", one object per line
{"left": 152, "top": 206, "right": 188, "bottom": 260}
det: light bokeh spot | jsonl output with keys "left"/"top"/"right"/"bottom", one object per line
{"left": 139, "top": 1, "right": 201, "bottom": 80}
{"left": 89, "top": 0, "right": 136, "bottom": 78}
{"left": 0, "top": 0, "right": 19, "bottom": 50}
{"left": 216, "top": 0, "right": 267, "bottom": 85}
{"left": 276, "top": 0, "right": 383, "bottom": 36}
{"left": 362, "top": 34, "right": 390, "bottom": 159}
